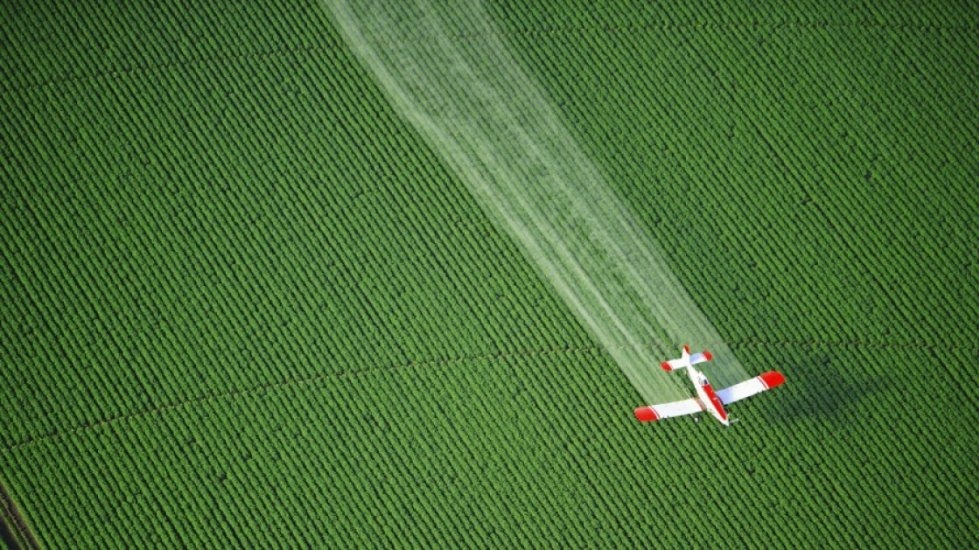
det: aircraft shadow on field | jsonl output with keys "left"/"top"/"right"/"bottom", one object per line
{"left": 769, "top": 350, "right": 893, "bottom": 425}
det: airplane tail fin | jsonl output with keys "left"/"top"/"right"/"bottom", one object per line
{"left": 660, "top": 345, "right": 713, "bottom": 372}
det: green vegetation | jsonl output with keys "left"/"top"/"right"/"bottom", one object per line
{"left": 1, "top": 1, "right": 976, "bottom": 547}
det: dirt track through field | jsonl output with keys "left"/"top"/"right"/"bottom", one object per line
{"left": 327, "top": 0, "right": 750, "bottom": 402}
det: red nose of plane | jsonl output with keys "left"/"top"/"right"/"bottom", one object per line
{"left": 660, "top": 361, "right": 671, "bottom": 372}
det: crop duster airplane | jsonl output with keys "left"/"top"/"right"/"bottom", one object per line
{"left": 634, "top": 345, "right": 785, "bottom": 426}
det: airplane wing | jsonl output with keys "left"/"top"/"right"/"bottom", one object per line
{"left": 634, "top": 398, "right": 703, "bottom": 422}
{"left": 716, "top": 371, "right": 786, "bottom": 406}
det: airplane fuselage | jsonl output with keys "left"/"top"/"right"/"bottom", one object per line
{"left": 686, "top": 365, "right": 729, "bottom": 426}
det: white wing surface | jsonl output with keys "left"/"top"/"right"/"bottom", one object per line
{"left": 716, "top": 371, "right": 786, "bottom": 406}
{"left": 634, "top": 398, "right": 703, "bottom": 422}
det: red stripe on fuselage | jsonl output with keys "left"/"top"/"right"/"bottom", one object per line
{"left": 702, "top": 383, "right": 727, "bottom": 421}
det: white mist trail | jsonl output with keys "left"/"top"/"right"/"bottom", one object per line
{"left": 327, "top": 0, "right": 749, "bottom": 402}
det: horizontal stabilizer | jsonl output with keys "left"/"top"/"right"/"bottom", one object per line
{"left": 689, "top": 351, "right": 713, "bottom": 365}
{"left": 660, "top": 347, "right": 711, "bottom": 372}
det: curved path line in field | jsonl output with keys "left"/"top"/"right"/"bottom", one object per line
{"left": 5, "top": 337, "right": 971, "bottom": 451}
{"left": 327, "top": 0, "right": 750, "bottom": 402}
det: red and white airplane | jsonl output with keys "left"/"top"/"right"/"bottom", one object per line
{"left": 634, "top": 345, "right": 785, "bottom": 426}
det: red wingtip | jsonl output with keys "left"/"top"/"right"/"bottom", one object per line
{"left": 660, "top": 361, "right": 672, "bottom": 372}
{"left": 683, "top": 344, "right": 691, "bottom": 354}
{"left": 634, "top": 406, "right": 659, "bottom": 422}
{"left": 759, "top": 371, "right": 786, "bottom": 389}
{"left": 703, "top": 350, "right": 713, "bottom": 361}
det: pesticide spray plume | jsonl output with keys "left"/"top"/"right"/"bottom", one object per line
{"left": 327, "top": 0, "right": 749, "bottom": 403}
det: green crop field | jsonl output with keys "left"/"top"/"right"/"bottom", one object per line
{"left": 1, "top": 1, "right": 976, "bottom": 547}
